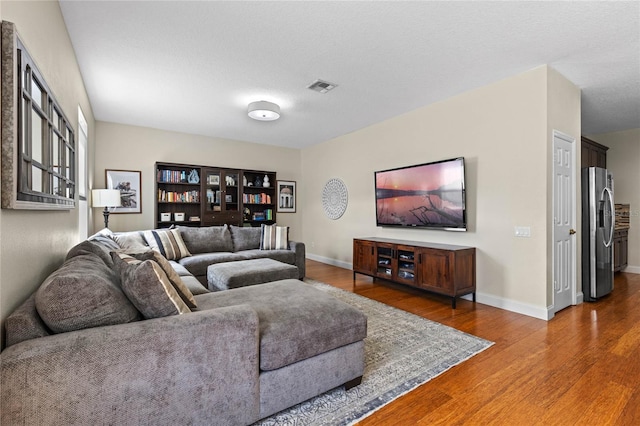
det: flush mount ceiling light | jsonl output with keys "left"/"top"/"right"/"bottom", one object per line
{"left": 248, "top": 100, "right": 280, "bottom": 121}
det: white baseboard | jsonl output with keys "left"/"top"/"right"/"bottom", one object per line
{"left": 622, "top": 265, "right": 640, "bottom": 274}
{"left": 306, "top": 253, "right": 352, "bottom": 270}
{"left": 461, "top": 293, "right": 552, "bottom": 320}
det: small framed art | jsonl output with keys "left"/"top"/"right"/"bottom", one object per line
{"left": 106, "top": 169, "right": 142, "bottom": 213}
{"left": 276, "top": 180, "right": 296, "bottom": 213}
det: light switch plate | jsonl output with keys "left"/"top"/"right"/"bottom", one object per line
{"left": 514, "top": 226, "right": 531, "bottom": 237}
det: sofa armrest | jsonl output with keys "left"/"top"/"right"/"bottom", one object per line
{"left": 289, "top": 241, "right": 306, "bottom": 279}
{"left": 1, "top": 305, "right": 260, "bottom": 426}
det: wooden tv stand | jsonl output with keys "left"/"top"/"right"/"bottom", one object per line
{"left": 353, "top": 237, "right": 476, "bottom": 308}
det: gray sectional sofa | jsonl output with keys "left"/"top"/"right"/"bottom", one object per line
{"left": 114, "top": 224, "right": 306, "bottom": 286}
{"left": 1, "top": 225, "right": 367, "bottom": 425}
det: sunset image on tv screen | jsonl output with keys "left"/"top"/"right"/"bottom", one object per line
{"left": 375, "top": 159, "right": 465, "bottom": 228}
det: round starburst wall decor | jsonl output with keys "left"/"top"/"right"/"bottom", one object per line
{"left": 322, "top": 178, "right": 348, "bottom": 220}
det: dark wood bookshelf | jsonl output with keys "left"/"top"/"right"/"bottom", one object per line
{"left": 155, "top": 162, "right": 276, "bottom": 228}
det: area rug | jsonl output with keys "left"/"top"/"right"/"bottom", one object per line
{"left": 254, "top": 279, "right": 494, "bottom": 426}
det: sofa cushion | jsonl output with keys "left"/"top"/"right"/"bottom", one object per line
{"left": 260, "top": 224, "right": 289, "bottom": 250}
{"left": 177, "top": 252, "right": 237, "bottom": 277}
{"left": 87, "top": 228, "right": 121, "bottom": 251}
{"left": 239, "top": 249, "right": 296, "bottom": 265}
{"left": 112, "top": 231, "right": 148, "bottom": 250}
{"left": 112, "top": 253, "right": 191, "bottom": 318}
{"left": 129, "top": 250, "right": 197, "bottom": 309}
{"left": 230, "top": 225, "right": 261, "bottom": 251}
{"left": 206, "top": 258, "right": 299, "bottom": 291}
{"left": 168, "top": 260, "right": 192, "bottom": 276}
{"left": 177, "top": 225, "right": 233, "bottom": 254}
{"left": 178, "top": 250, "right": 297, "bottom": 279}
{"left": 143, "top": 228, "right": 192, "bottom": 260}
{"left": 181, "top": 275, "right": 210, "bottom": 295}
{"left": 195, "top": 279, "right": 367, "bottom": 371}
{"left": 4, "top": 294, "right": 51, "bottom": 347}
{"left": 66, "top": 240, "right": 116, "bottom": 268}
{"left": 35, "top": 253, "right": 140, "bottom": 333}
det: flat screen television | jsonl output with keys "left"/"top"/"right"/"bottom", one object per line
{"left": 374, "top": 157, "right": 467, "bottom": 231}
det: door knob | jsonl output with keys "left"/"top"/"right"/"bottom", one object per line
{"left": 569, "top": 229, "right": 576, "bottom": 235}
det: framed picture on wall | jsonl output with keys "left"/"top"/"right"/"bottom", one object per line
{"left": 106, "top": 169, "right": 142, "bottom": 213}
{"left": 276, "top": 180, "right": 296, "bottom": 213}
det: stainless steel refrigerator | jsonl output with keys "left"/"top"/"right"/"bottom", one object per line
{"left": 581, "top": 167, "right": 615, "bottom": 302}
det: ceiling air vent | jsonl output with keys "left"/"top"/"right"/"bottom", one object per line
{"left": 307, "top": 79, "right": 338, "bottom": 94}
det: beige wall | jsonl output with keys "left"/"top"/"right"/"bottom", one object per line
{"left": 0, "top": 1, "right": 96, "bottom": 345}
{"left": 301, "top": 66, "right": 579, "bottom": 319}
{"left": 592, "top": 128, "right": 640, "bottom": 273}
{"left": 93, "top": 122, "right": 302, "bottom": 240}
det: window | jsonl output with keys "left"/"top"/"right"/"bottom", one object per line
{"left": 78, "top": 106, "right": 88, "bottom": 200}
{"left": 1, "top": 21, "right": 76, "bottom": 209}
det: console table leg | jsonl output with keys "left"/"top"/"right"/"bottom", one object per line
{"left": 473, "top": 292, "right": 476, "bottom": 302}
{"left": 451, "top": 297, "right": 457, "bottom": 309}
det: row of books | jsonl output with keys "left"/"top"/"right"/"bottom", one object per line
{"left": 157, "top": 169, "right": 191, "bottom": 183}
{"left": 252, "top": 209, "right": 273, "bottom": 221}
{"left": 158, "top": 190, "right": 200, "bottom": 203}
{"left": 243, "top": 193, "right": 272, "bottom": 204}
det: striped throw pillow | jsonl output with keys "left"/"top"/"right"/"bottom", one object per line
{"left": 111, "top": 252, "right": 190, "bottom": 319}
{"left": 128, "top": 250, "right": 197, "bottom": 309}
{"left": 143, "top": 228, "right": 191, "bottom": 260}
{"left": 260, "top": 224, "right": 289, "bottom": 250}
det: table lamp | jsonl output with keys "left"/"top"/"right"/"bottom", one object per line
{"left": 92, "top": 189, "right": 122, "bottom": 229}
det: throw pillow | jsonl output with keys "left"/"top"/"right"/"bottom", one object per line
{"left": 35, "top": 253, "right": 140, "bottom": 333}
{"left": 112, "top": 231, "right": 148, "bottom": 250}
{"left": 230, "top": 225, "right": 261, "bottom": 251}
{"left": 142, "top": 228, "right": 191, "bottom": 260}
{"left": 111, "top": 252, "right": 191, "bottom": 319}
{"left": 260, "top": 224, "right": 289, "bottom": 250}
{"left": 66, "top": 240, "right": 117, "bottom": 267}
{"left": 127, "top": 250, "right": 197, "bottom": 309}
{"left": 87, "top": 228, "right": 121, "bottom": 251}
{"left": 175, "top": 225, "right": 233, "bottom": 254}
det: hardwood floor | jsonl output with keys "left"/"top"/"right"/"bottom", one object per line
{"left": 306, "top": 260, "right": 640, "bottom": 425}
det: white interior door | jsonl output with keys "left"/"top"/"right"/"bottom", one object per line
{"left": 553, "top": 131, "right": 577, "bottom": 313}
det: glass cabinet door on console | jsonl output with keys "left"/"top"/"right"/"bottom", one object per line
{"left": 396, "top": 246, "right": 416, "bottom": 285}
{"left": 203, "top": 168, "right": 241, "bottom": 226}
{"left": 375, "top": 243, "right": 396, "bottom": 280}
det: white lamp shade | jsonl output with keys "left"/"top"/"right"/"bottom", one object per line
{"left": 92, "top": 189, "right": 122, "bottom": 208}
{"left": 248, "top": 101, "right": 280, "bottom": 121}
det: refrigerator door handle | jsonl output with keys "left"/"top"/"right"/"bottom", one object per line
{"left": 603, "top": 187, "right": 614, "bottom": 248}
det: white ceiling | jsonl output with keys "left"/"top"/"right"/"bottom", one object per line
{"left": 59, "top": 1, "right": 640, "bottom": 149}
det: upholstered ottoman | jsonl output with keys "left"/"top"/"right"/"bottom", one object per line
{"left": 207, "top": 258, "right": 299, "bottom": 291}
{"left": 194, "top": 279, "right": 367, "bottom": 419}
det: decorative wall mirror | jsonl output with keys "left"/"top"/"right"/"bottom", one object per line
{"left": 1, "top": 21, "right": 76, "bottom": 210}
